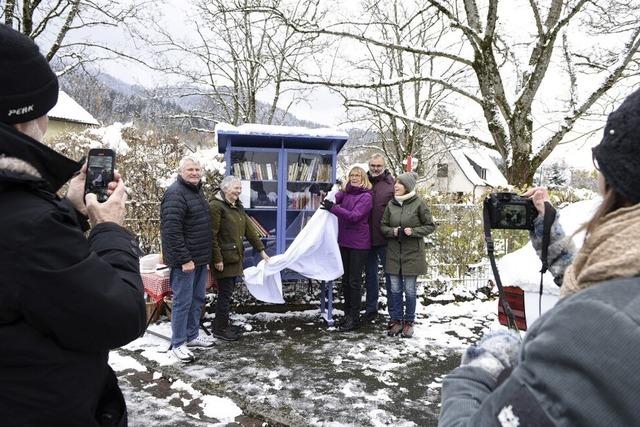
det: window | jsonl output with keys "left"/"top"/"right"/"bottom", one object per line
{"left": 437, "top": 163, "right": 448, "bottom": 178}
{"left": 465, "top": 155, "right": 487, "bottom": 180}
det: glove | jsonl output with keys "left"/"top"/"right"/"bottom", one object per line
{"left": 461, "top": 329, "right": 521, "bottom": 380}
{"left": 320, "top": 199, "right": 335, "bottom": 211}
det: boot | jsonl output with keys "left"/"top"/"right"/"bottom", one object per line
{"left": 338, "top": 317, "right": 358, "bottom": 332}
{"left": 213, "top": 327, "right": 240, "bottom": 341}
{"left": 401, "top": 321, "right": 414, "bottom": 338}
{"left": 387, "top": 320, "right": 403, "bottom": 336}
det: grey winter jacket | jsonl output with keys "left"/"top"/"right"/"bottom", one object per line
{"left": 439, "top": 275, "right": 640, "bottom": 427}
{"left": 160, "top": 176, "right": 212, "bottom": 268}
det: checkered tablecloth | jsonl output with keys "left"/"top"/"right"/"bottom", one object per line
{"left": 141, "top": 269, "right": 217, "bottom": 303}
{"left": 141, "top": 272, "right": 171, "bottom": 303}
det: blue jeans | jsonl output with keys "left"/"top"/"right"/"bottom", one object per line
{"left": 388, "top": 274, "right": 417, "bottom": 322}
{"left": 170, "top": 265, "right": 207, "bottom": 347}
{"left": 364, "top": 245, "right": 389, "bottom": 314}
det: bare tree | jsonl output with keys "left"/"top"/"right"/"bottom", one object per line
{"left": 2, "top": 0, "right": 156, "bottom": 75}
{"left": 143, "top": 0, "right": 325, "bottom": 127}
{"left": 265, "top": 0, "right": 640, "bottom": 186}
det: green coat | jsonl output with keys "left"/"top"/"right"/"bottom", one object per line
{"left": 210, "top": 190, "right": 265, "bottom": 279}
{"left": 381, "top": 194, "right": 436, "bottom": 276}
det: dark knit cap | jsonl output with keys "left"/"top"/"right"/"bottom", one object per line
{"left": 396, "top": 171, "right": 418, "bottom": 192}
{"left": 0, "top": 24, "right": 59, "bottom": 124}
{"left": 593, "top": 88, "right": 640, "bottom": 204}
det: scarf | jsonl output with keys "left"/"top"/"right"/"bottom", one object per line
{"left": 561, "top": 203, "right": 640, "bottom": 297}
{"left": 394, "top": 190, "right": 416, "bottom": 206}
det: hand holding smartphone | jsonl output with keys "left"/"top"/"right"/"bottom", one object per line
{"left": 84, "top": 148, "right": 116, "bottom": 203}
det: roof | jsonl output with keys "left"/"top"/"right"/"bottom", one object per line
{"left": 449, "top": 147, "right": 508, "bottom": 188}
{"left": 215, "top": 123, "right": 348, "bottom": 153}
{"left": 48, "top": 90, "right": 100, "bottom": 126}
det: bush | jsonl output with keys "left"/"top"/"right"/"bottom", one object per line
{"left": 47, "top": 124, "right": 225, "bottom": 253}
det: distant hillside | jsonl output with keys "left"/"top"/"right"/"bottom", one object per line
{"left": 59, "top": 70, "right": 325, "bottom": 135}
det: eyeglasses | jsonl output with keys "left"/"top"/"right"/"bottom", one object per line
{"left": 349, "top": 174, "right": 362, "bottom": 178}
{"left": 592, "top": 149, "right": 600, "bottom": 171}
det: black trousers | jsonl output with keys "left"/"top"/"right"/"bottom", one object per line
{"left": 213, "top": 276, "right": 236, "bottom": 331}
{"left": 340, "top": 247, "right": 369, "bottom": 321}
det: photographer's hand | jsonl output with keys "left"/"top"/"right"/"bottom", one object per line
{"left": 461, "top": 329, "right": 521, "bottom": 381}
{"left": 68, "top": 165, "right": 122, "bottom": 216}
{"left": 85, "top": 178, "right": 127, "bottom": 227}
{"left": 523, "top": 187, "right": 551, "bottom": 216}
{"left": 67, "top": 163, "right": 88, "bottom": 215}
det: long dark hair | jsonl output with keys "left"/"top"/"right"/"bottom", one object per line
{"left": 579, "top": 182, "right": 632, "bottom": 238}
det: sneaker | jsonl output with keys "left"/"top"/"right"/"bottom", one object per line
{"left": 172, "top": 344, "right": 195, "bottom": 362}
{"left": 213, "top": 327, "right": 240, "bottom": 342}
{"left": 387, "top": 320, "right": 403, "bottom": 336}
{"left": 187, "top": 335, "right": 214, "bottom": 348}
{"left": 401, "top": 322, "right": 414, "bottom": 338}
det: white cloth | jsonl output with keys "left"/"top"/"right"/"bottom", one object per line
{"left": 243, "top": 190, "right": 343, "bottom": 303}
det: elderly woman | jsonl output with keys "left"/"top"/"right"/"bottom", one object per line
{"left": 210, "top": 175, "right": 269, "bottom": 341}
{"left": 321, "top": 165, "right": 373, "bottom": 332}
{"left": 439, "top": 88, "right": 640, "bottom": 426}
{"left": 381, "top": 172, "right": 436, "bottom": 338}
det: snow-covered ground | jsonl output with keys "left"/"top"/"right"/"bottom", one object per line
{"left": 110, "top": 289, "right": 499, "bottom": 426}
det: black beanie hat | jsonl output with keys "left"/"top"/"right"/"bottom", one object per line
{"left": 0, "top": 24, "right": 59, "bottom": 124}
{"left": 593, "top": 88, "right": 640, "bottom": 204}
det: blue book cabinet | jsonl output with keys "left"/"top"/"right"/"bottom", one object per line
{"left": 216, "top": 125, "right": 348, "bottom": 277}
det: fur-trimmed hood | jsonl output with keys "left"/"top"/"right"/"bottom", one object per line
{"left": 0, "top": 122, "right": 81, "bottom": 192}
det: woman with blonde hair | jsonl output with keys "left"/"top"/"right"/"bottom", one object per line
{"left": 439, "top": 88, "right": 640, "bottom": 426}
{"left": 320, "top": 165, "right": 373, "bottom": 331}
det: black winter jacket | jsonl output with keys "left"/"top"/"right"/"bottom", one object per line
{"left": 160, "top": 176, "right": 212, "bottom": 268}
{"left": 0, "top": 123, "right": 146, "bottom": 426}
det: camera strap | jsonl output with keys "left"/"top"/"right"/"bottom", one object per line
{"left": 482, "top": 199, "right": 519, "bottom": 331}
{"left": 538, "top": 202, "right": 557, "bottom": 315}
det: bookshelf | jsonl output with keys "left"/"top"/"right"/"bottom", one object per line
{"left": 216, "top": 124, "right": 348, "bottom": 279}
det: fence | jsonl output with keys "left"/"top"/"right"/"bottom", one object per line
{"left": 420, "top": 262, "right": 492, "bottom": 294}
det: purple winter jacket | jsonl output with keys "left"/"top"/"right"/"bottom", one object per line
{"left": 367, "top": 170, "right": 395, "bottom": 246}
{"left": 330, "top": 184, "right": 373, "bottom": 250}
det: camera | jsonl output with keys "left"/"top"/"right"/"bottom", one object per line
{"left": 486, "top": 192, "right": 537, "bottom": 230}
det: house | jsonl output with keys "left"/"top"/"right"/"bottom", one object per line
{"left": 45, "top": 90, "right": 100, "bottom": 140}
{"left": 434, "top": 147, "right": 508, "bottom": 201}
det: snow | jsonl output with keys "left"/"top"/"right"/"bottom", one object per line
{"left": 215, "top": 122, "right": 349, "bottom": 138}
{"left": 82, "top": 122, "right": 133, "bottom": 155}
{"left": 48, "top": 90, "right": 100, "bottom": 126}
{"left": 112, "top": 293, "right": 499, "bottom": 425}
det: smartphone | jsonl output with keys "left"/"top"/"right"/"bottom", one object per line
{"left": 84, "top": 148, "right": 115, "bottom": 202}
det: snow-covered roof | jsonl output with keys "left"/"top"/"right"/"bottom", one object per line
{"left": 216, "top": 122, "right": 348, "bottom": 138}
{"left": 449, "top": 147, "right": 508, "bottom": 188}
{"left": 215, "top": 122, "right": 349, "bottom": 154}
{"left": 48, "top": 90, "right": 100, "bottom": 126}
